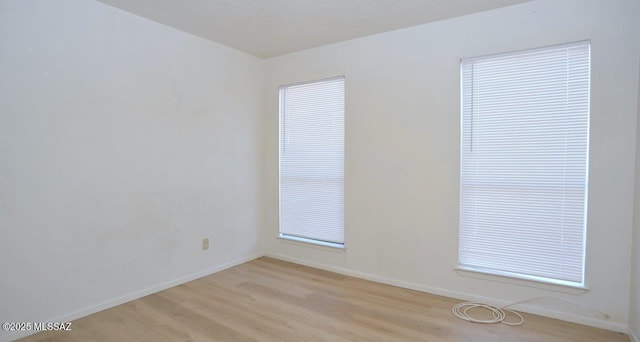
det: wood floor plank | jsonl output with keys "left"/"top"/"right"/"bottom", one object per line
{"left": 18, "top": 257, "right": 630, "bottom": 342}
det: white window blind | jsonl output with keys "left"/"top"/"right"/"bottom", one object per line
{"left": 279, "top": 77, "right": 344, "bottom": 246}
{"left": 459, "top": 41, "right": 590, "bottom": 286}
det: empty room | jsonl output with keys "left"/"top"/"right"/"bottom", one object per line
{"left": 1, "top": 0, "right": 639, "bottom": 341}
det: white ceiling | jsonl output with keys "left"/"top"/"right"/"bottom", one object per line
{"left": 97, "top": 0, "right": 533, "bottom": 58}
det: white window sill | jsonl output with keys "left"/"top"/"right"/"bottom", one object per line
{"left": 278, "top": 234, "right": 345, "bottom": 251}
{"left": 455, "top": 266, "right": 589, "bottom": 294}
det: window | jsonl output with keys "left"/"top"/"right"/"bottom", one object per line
{"left": 279, "top": 77, "right": 345, "bottom": 247}
{"left": 459, "top": 41, "right": 590, "bottom": 287}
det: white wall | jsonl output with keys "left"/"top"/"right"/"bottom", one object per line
{"left": 262, "top": 0, "right": 640, "bottom": 332}
{"left": 0, "top": 1, "right": 262, "bottom": 340}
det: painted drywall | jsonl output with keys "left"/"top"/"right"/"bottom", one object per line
{"left": 262, "top": 0, "right": 640, "bottom": 332}
{"left": 0, "top": 0, "right": 262, "bottom": 340}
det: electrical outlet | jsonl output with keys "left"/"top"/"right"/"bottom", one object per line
{"left": 202, "top": 238, "right": 209, "bottom": 250}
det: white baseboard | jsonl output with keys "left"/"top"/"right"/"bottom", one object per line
{"left": 1, "top": 253, "right": 261, "bottom": 342}
{"left": 264, "top": 252, "right": 629, "bottom": 334}
{"left": 630, "top": 328, "right": 639, "bottom": 342}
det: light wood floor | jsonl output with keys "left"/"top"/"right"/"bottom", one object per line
{"left": 20, "top": 257, "right": 629, "bottom": 342}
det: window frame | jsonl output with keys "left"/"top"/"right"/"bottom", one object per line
{"left": 457, "top": 41, "right": 591, "bottom": 288}
{"left": 278, "top": 76, "right": 346, "bottom": 249}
